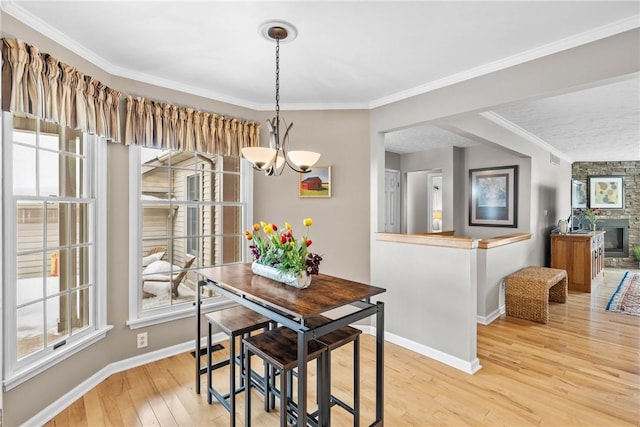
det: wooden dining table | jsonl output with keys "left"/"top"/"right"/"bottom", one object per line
{"left": 197, "top": 263, "right": 386, "bottom": 427}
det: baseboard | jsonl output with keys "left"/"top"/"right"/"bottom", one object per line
{"left": 25, "top": 322, "right": 484, "bottom": 425}
{"left": 23, "top": 332, "right": 227, "bottom": 427}
{"left": 477, "top": 308, "right": 502, "bottom": 325}
{"left": 356, "top": 325, "right": 481, "bottom": 374}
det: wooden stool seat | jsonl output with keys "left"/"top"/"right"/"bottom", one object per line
{"left": 244, "top": 327, "right": 327, "bottom": 427}
{"left": 205, "top": 306, "right": 271, "bottom": 427}
{"left": 505, "top": 266, "right": 568, "bottom": 323}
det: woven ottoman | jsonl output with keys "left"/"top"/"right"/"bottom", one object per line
{"left": 505, "top": 266, "right": 568, "bottom": 323}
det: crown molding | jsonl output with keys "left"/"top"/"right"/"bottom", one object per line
{"left": 480, "top": 111, "right": 574, "bottom": 164}
{"left": 1, "top": 1, "right": 637, "bottom": 112}
{"left": 369, "top": 15, "right": 640, "bottom": 109}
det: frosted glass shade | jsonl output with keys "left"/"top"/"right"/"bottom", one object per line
{"left": 288, "top": 150, "right": 320, "bottom": 171}
{"left": 241, "top": 147, "right": 277, "bottom": 170}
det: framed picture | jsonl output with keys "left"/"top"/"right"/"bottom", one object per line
{"left": 571, "top": 179, "right": 587, "bottom": 209}
{"left": 589, "top": 175, "right": 624, "bottom": 209}
{"left": 469, "top": 165, "right": 518, "bottom": 227}
{"left": 299, "top": 165, "right": 331, "bottom": 198}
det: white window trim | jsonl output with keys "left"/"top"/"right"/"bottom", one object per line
{"left": 127, "top": 146, "right": 253, "bottom": 328}
{"left": 2, "top": 114, "right": 111, "bottom": 389}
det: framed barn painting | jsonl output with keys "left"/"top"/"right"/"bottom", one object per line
{"left": 299, "top": 165, "right": 331, "bottom": 198}
{"left": 589, "top": 175, "right": 624, "bottom": 209}
{"left": 469, "top": 165, "right": 518, "bottom": 227}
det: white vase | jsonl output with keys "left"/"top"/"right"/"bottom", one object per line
{"left": 251, "top": 261, "right": 311, "bottom": 289}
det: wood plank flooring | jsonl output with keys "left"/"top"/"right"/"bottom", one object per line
{"left": 44, "top": 268, "right": 640, "bottom": 426}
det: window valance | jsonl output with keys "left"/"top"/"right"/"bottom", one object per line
{"left": 1, "top": 38, "right": 121, "bottom": 141}
{"left": 124, "top": 96, "right": 260, "bottom": 156}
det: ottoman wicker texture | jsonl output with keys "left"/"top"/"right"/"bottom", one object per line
{"left": 505, "top": 266, "right": 568, "bottom": 324}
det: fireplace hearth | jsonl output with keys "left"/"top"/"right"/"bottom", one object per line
{"left": 598, "top": 218, "right": 629, "bottom": 258}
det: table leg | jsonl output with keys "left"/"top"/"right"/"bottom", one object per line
{"left": 297, "top": 330, "right": 308, "bottom": 427}
{"left": 376, "top": 301, "right": 385, "bottom": 424}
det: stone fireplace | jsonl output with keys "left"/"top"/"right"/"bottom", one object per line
{"left": 599, "top": 218, "right": 629, "bottom": 258}
{"left": 572, "top": 161, "right": 639, "bottom": 269}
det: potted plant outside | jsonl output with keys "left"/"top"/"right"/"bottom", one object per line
{"left": 633, "top": 245, "right": 640, "bottom": 269}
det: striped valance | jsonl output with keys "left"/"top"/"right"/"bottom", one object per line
{"left": 1, "top": 38, "right": 121, "bottom": 141}
{"left": 124, "top": 96, "right": 260, "bottom": 155}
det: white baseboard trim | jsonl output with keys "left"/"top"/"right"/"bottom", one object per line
{"left": 23, "top": 332, "right": 227, "bottom": 427}
{"left": 356, "top": 325, "right": 481, "bottom": 375}
{"left": 477, "top": 308, "right": 501, "bottom": 325}
{"left": 26, "top": 323, "right": 484, "bottom": 425}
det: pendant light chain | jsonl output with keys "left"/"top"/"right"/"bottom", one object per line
{"left": 275, "top": 38, "right": 280, "bottom": 121}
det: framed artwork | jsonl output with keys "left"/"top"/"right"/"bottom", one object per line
{"left": 469, "top": 165, "right": 518, "bottom": 227}
{"left": 589, "top": 175, "right": 624, "bottom": 209}
{"left": 571, "top": 179, "right": 587, "bottom": 209}
{"left": 299, "top": 165, "right": 331, "bottom": 198}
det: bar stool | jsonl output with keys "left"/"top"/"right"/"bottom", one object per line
{"left": 244, "top": 326, "right": 327, "bottom": 427}
{"left": 205, "top": 305, "right": 272, "bottom": 427}
{"left": 306, "top": 316, "right": 361, "bottom": 426}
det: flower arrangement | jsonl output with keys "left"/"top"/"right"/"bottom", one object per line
{"left": 244, "top": 218, "right": 323, "bottom": 277}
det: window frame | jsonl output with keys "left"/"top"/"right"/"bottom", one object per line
{"left": 127, "top": 146, "right": 252, "bottom": 329}
{"left": 2, "top": 112, "right": 110, "bottom": 390}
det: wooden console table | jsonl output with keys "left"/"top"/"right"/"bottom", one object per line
{"left": 551, "top": 231, "right": 605, "bottom": 292}
{"left": 198, "top": 263, "right": 386, "bottom": 427}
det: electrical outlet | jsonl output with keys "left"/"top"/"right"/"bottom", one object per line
{"left": 137, "top": 332, "right": 148, "bottom": 349}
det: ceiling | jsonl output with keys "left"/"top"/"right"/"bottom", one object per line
{"left": 1, "top": 1, "right": 639, "bottom": 161}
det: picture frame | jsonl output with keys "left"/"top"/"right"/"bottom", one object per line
{"left": 299, "top": 165, "right": 331, "bottom": 198}
{"left": 589, "top": 175, "right": 624, "bottom": 209}
{"left": 469, "top": 165, "right": 518, "bottom": 227}
{"left": 571, "top": 179, "right": 587, "bottom": 209}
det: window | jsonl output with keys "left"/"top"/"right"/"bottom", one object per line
{"left": 129, "top": 147, "right": 250, "bottom": 326}
{"left": 2, "top": 113, "right": 108, "bottom": 388}
{"left": 186, "top": 174, "right": 200, "bottom": 256}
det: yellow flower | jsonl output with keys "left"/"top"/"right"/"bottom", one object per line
{"left": 285, "top": 222, "right": 292, "bottom": 230}
{"left": 260, "top": 221, "right": 267, "bottom": 228}
{"left": 303, "top": 217, "right": 313, "bottom": 227}
{"left": 263, "top": 224, "right": 273, "bottom": 234}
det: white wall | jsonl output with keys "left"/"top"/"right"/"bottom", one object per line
{"left": 406, "top": 170, "right": 428, "bottom": 233}
{"left": 371, "top": 239, "right": 480, "bottom": 373}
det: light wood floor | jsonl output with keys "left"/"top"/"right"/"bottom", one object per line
{"left": 44, "top": 269, "right": 640, "bottom": 426}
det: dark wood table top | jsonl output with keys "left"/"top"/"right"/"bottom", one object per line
{"left": 199, "top": 263, "right": 386, "bottom": 319}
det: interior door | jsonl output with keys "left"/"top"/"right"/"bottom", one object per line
{"left": 384, "top": 169, "right": 400, "bottom": 233}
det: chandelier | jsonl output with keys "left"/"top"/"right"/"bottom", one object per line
{"left": 241, "top": 22, "right": 320, "bottom": 176}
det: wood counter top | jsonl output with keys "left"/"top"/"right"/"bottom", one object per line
{"left": 477, "top": 233, "right": 532, "bottom": 249}
{"left": 376, "top": 232, "right": 532, "bottom": 250}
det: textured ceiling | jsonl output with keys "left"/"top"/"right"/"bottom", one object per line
{"left": 1, "top": 1, "right": 639, "bottom": 161}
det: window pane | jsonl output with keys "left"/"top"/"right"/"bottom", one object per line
{"left": 142, "top": 203, "right": 173, "bottom": 239}
{"left": 17, "top": 201, "right": 44, "bottom": 252}
{"left": 48, "top": 293, "right": 69, "bottom": 348}
{"left": 222, "top": 173, "right": 240, "bottom": 202}
{"left": 62, "top": 154, "right": 85, "bottom": 198}
{"left": 13, "top": 115, "right": 36, "bottom": 144}
{"left": 39, "top": 149, "right": 60, "bottom": 197}
{"left": 223, "top": 156, "right": 240, "bottom": 172}
{"left": 47, "top": 203, "right": 69, "bottom": 249}
{"left": 223, "top": 205, "right": 243, "bottom": 234}
{"left": 223, "top": 235, "right": 243, "bottom": 264}
{"left": 39, "top": 120, "right": 61, "bottom": 151}
{"left": 17, "top": 301, "right": 44, "bottom": 360}
{"left": 64, "top": 129, "right": 84, "bottom": 155}
{"left": 71, "top": 203, "right": 90, "bottom": 245}
{"left": 71, "top": 288, "right": 91, "bottom": 334}
{"left": 55, "top": 248, "right": 71, "bottom": 293}
{"left": 13, "top": 145, "right": 37, "bottom": 196}
{"left": 70, "top": 247, "right": 90, "bottom": 288}
{"left": 17, "top": 254, "right": 44, "bottom": 305}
